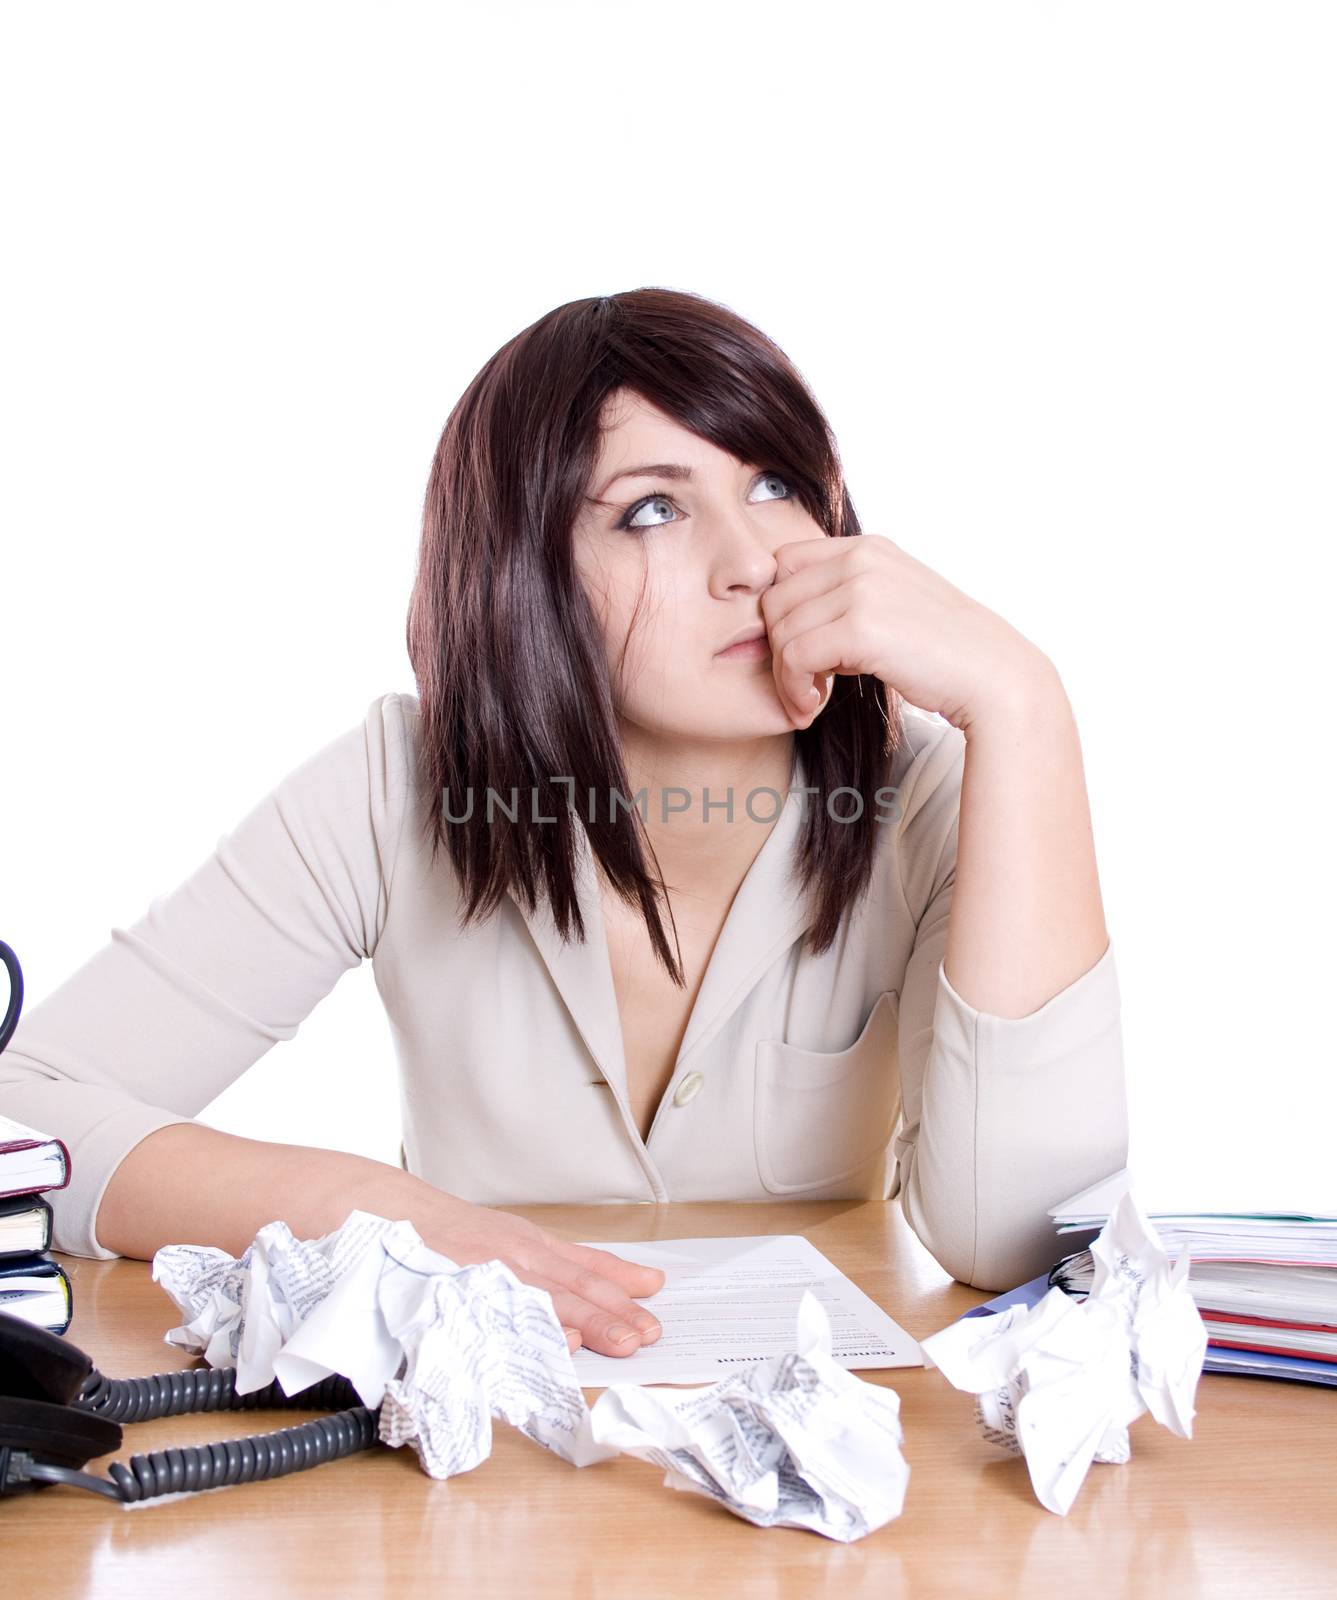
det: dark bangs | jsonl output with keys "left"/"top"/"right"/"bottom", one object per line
{"left": 406, "top": 286, "right": 904, "bottom": 985}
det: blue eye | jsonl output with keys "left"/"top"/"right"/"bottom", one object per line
{"left": 614, "top": 470, "right": 794, "bottom": 533}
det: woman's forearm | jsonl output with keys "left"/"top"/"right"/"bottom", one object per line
{"left": 946, "top": 655, "right": 1110, "bottom": 1018}
{"left": 92, "top": 1120, "right": 670, "bottom": 1361}
{"left": 94, "top": 1121, "right": 434, "bottom": 1261}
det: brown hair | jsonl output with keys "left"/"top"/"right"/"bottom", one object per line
{"left": 406, "top": 287, "right": 904, "bottom": 985}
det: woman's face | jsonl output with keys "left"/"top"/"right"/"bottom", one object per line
{"left": 572, "top": 388, "right": 827, "bottom": 746}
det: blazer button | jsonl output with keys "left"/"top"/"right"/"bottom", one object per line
{"left": 673, "top": 1070, "right": 705, "bottom": 1107}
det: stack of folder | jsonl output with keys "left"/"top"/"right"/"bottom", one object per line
{"left": 1048, "top": 1170, "right": 1337, "bottom": 1387}
{"left": 0, "top": 1113, "right": 74, "bottom": 1334}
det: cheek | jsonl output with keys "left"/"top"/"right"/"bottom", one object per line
{"left": 608, "top": 581, "right": 701, "bottom": 711}
{"left": 573, "top": 553, "right": 657, "bottom": 684}
{"left": 574, "top": 539, "right": 722, "bottom": 719}
{"left": 611, "top": 589, "right": 684, "bottom": 693}
{"left": 572, "top": 543, "right": 625, "bottom": 641}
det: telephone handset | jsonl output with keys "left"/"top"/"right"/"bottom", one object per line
{"left": 0, "top": 1308, "right": 382, "bottom": 1503}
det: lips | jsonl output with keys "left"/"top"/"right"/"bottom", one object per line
{"left": 715, "top": 626, "right": 768, "bottom": 656}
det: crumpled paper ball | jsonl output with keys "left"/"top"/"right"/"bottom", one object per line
{"left": 153, "top": 1211, "right": 613, "bottom": 1475}
{"left": 918, "top": 1189, "right": 1208, "bottom": 1514}
{"left": 591, "top": 1288, "right": 910, "bottom": 1540}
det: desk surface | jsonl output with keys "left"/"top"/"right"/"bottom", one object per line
{"left": 6, "top": 1200, "right": 1334, "bottom": 1598}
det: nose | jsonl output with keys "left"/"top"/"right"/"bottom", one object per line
{"left": 707, "top": 513, "right": 780, "bottom": 599}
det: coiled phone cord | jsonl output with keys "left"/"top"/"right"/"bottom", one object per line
{"left": 8, "top": 1365, "right": 380, "bottom": 1503}
{"left": 76, "top": 1364, "right": 364, "bottom": 1423}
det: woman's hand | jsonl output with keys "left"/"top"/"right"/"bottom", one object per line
{"left": 417, "top": 1189, "right": 665, "bottom": 1358}
{"left": 760, "top": 533, "right": 1053, "bottom": 733}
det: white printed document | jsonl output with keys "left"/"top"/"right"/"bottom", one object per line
{"left": 568, "top": 1234, "right": 922, "bottom": 1386}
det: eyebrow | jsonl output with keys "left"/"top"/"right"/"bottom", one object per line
{"left": 594, "top": 461, "right": 696, "bottom": 499}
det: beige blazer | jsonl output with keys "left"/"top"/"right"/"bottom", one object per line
{"left": 0, "top": 693, "right": 1127, "bottom": 1290}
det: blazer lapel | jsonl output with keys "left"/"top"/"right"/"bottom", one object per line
{"left": 508, "top": 827, "right": 631, "bottom": 1103}
{"left": 674, "top": 775, "right": 812, "bottom": 1066}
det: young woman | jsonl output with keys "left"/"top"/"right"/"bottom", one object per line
{"left": 0, "top": 288, "right": 1127, "bottom": 1359}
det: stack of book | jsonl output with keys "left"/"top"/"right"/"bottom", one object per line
{"left": 1048, "top": 1169, "right": 1337, "bottom": 1387}
{"left": 0, "top": 1112, "right": 74, "bottom": 1334}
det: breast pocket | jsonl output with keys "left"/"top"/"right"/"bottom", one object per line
{"left": 753, "top": 989, "right": 901, "bottom": 1195}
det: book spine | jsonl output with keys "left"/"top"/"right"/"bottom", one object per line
{"left": 0, "top": 1137, "right": 72, "bottom": 1199}
{"left": 0, "top": 1256, "right": 73, "bottom": 1336}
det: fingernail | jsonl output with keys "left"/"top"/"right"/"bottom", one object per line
{"left": 609, "top": 1323, "right": 638, "bottom": 1345}
{"left": 634, "top": 1315, "right": 661, "bottom": 1337}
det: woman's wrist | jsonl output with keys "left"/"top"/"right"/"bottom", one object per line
{"left": 957, "top": 647, "right": 1065, "bottom": 737}
{"left": 334, "top": 1148, "right": 453, "bottom": 1229}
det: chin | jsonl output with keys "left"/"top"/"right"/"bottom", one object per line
{"left": 671, "top": 708, "right": 795, "bottom": 743}
{"left": 624, "top": 679, "right": 795, "bottom": 743}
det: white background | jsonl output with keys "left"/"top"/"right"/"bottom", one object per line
{"left": 2, "top": 3, "right": 1333, "bottom": 1213}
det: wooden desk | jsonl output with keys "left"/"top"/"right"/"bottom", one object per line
{"left": 5, "top": 1200, "right": 1334, "bottom": 1598}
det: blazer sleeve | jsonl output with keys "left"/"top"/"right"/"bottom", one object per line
{"left": 0, "top": 693, "right": 415, "bottom": 1261}
{"left": 888, "top": 717, "right": 1129, "bottom": 1291}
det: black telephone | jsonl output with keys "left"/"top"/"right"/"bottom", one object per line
{"left": 0, "top": 1308, "right": 382, "bottom": 1503}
